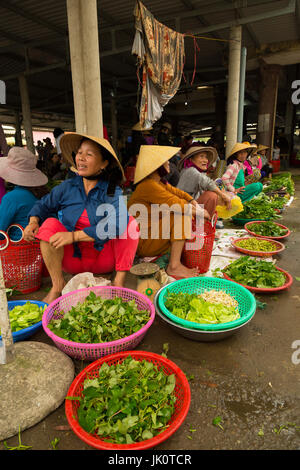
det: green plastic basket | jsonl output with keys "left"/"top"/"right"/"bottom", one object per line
{"left": 157, "top": 277, "right": 256, "bottom": 331}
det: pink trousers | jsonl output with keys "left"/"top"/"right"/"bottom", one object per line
{"left": 36, "top": 216, "right": 139, "bottom": 274}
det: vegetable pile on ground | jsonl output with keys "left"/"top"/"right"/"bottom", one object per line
{"left": 235, "top": 238, "right": 278, "bottom": 253}
{"left": 234, "top": 193, "right": 281, "bottom": 220}
{"left": 0, "top": 302, "right": 46, "bottom": 335}
{"left": 47, "top": 291, "right": 150, "bottom": 343}
{"left": 248, "top": 221, "right": 288, "bottom": 238}
{"left": 263, "top": 172, "right": 295, "bottom": 197}
{"left": 269, "top": 194, "right": 289, "bottom": 210}
{"left": 67, "top": 356, "right": 177, "bottom": 444}
{"left": 164, "top": 290, "right": 240, "bottom": 325}
{"left": 223, "top": 256, "right": 286, "bottom": 288}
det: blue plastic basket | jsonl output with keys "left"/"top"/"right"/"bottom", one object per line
{"left": 0, "top": 300, "right": 48, "bottom": 343}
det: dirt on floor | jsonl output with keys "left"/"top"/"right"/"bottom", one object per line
{"left": 1, "top": 171, "right": 300, "bottom": 451}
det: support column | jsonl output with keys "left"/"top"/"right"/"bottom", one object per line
{"left": 110, "top": 94, "right": 118, "bottom": 152}
{"left": 256, "top": 63, "right": 282, "bottom": 160}
{"left": 225, "top": 25, "right": 242, "bottom": 159}
{"left": 67, "top": 0, "right": 103, "bottom": 137}
{"left": 214, "top": 84, "right": 226, "bottom": 151}
{"left": 237, "top": 46, "right": 247, "bottom": 142}
{"left": 18, "top": 74, "right": 35, "bottom": 153}
{"left": 14, "top": 110, "right": 22, "bottom": 147}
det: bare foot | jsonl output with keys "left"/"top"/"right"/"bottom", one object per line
{"left": 43, "top": 284, "right": 66, "bottom": 304}
{"left": 166, "top": 263, "right": 199, "bottom": 279}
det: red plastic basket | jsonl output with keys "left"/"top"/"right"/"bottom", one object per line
{"left": 0, "top": 227, "right": 43, "bottom": 294}
{"left": 182, "top": 214, "right": 217, "bottom": 273}
{"left": 65, "top": 351, "right": 191, "bottom": 450}
{"left": 223, "top": 266, "right": 293, "bottom": 293}
{"left": 231, "top": 237, "right": 285, "bottom": 257}
{"left": 244, "top": 221, "right": 291, "bottom": 240}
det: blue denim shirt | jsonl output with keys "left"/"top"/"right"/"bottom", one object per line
{"left": 28, "top": 175, "right": 129, "bottom": 258}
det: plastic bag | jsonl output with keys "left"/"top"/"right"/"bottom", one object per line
{"left": 62, "top": 272, "right": 111, "bottom": 295}
{"left": 216, "top": 195, "right": 243, "bottom": 220}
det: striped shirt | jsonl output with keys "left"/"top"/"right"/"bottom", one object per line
{"left": 221, "top": 161, "right": 244, "bottom": 192}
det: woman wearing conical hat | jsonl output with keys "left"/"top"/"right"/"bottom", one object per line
{"left": 177, "top": 143, "right": 233, "bottom": 218}
{"left": 128, "top": 145, "right": 211, "bottom": 280}
{"left": 23, "top": 132, "right": 139, "bottom": 304}
{"left": 221, "top": 142, "right": 263, "bottom": 202}
{"left": 256, "top": 144, "right": 273, "bottom": 180}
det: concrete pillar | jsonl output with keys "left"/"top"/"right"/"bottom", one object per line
{"left": 237, "top": 47, "right": 247, "bottom": 142}
{"left": 256, "top": 63, "right": 281, "bottom": 160}
{"left": 110, "top": 95, "right": 118, "bottom": 152}
{"left": 66, "top": 0, "right": 103, "bottom": 137}
{"left": 18, "top": 74, "right": 35, "bottom": 153}
{"left": 225, "top": 25, "right": 242, "bottom": 159}
{"left": 214, "top": 84, "right": 226, "bottom": 149}
{"left": 14, "top": 111, "right": 23, "bottom": 147}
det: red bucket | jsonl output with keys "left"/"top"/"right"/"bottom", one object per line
{"left": 0, "top": 226, "right": 43, "bottom": 294}
{"left": 182, "top": 214, "right": 217, "bottom": 274}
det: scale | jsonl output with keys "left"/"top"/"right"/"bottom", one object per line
{"left": 130, "top": 263, "right": 161, "bottom": 302}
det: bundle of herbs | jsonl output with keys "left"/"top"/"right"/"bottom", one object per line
{"left": 248, "top": 221, "right": 288, "bottom": 238}
{"left": 67, "top": 356, "right": 177, "bottom": 444}
{"left": 234, "top": 193, "right": 281, "bottom": 220}
{"left": 263, "top": 172, "right": 295, "bottom": 197}
{"left": 47, "top": 291, "right": 150, "bottom": 343}
{"left": 223, "top": 256, "right": 286, "bottom": 288}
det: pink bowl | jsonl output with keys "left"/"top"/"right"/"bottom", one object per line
{"left": 42, "top": 286, "right": 155, "bottom": 360}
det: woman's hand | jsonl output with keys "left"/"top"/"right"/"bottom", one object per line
{"left": 49, "top": 232, "right": 73, "bottom": 249}
{"left": 23, "top": 221, "right": 39, "bottom": 242}
{"left": 190, "top": 201, "right": 211, "bottom": 220}
{"left": 221, "top": 192, "right": 232, "bottom": 209}
{"left": 235, "top": 186, "right": 245, "bottom": 194}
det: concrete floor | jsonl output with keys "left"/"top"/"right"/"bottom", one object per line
{"left": 1, "top": 171, "right": 300, "bottom": 451}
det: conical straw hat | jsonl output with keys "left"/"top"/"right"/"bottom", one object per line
{"left": 134, "top": 145, "right": 181, "bottom": 184}
{"left": 227, "top": 142, "right": 256, "bottom": 160}
{"left": 178, "top": 145, "right": 218, "bottom": 170}
{"left": 60, "top": 132, "right": 125, "bottom": 179}
{"left": 257, "top": 144, "right": 269, "bottom": 153}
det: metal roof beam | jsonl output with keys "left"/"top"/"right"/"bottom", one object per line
{"left": 190, "top": 0, "right": 296, "bottom": 35}
{"left": 0, "top": 1, "right": 66, "bottom": 36}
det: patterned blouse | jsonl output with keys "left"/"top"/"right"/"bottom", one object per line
{"left": 221, "top": 161, "right": 244, "bottom": 193}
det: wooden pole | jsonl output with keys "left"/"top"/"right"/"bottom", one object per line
{"left": 18, "top": 74, "right": 35, "bottom": 154}
{"left": 0, "top": 256, "right": 14, "bottom": 364}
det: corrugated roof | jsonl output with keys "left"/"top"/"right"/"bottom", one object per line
{"left": 0, "top": 0, "right": 299, "bottom": 130}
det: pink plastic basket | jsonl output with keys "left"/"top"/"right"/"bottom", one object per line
{"left": 42, "top": 286, "right": 155, "bottom": 360}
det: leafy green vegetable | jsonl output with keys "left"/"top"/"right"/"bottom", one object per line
{"left": 212, "top": 416, "right": 224, "bottom": 431}
{"left": 223, "top": 256, "right": 286, "bottom": 288}
{"left": 235, "top": 238, "right": 277, "bottom": 252}
{"left": 249, "top": 221, "right": 288, "bottom": 238}
{"left": 66, "top": 356, "right": 176, "bottom": 444}
{"left": 164, "top": 292, "right": 240, "bottom": 325}
{"left": 47, "top": 291, "right": 150, "bottom": 343}
{"left": 0, "top": 302, "right": 45, "bottom": 335}
{"left": 263, "top": 172, "right": 295, "bottom": 197}
{"left": 235, "top": 193, "right": 281, "bottom": 220}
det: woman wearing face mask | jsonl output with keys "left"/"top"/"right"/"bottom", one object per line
{"left": 177, "top": 144, "right": 232, "bottom": 218}
{"left": 128, "top": 145, "right": 211, "bottom": 280}
{"left": 23, "top": 132, "right": 139, "bottom": 304}
{"left": 221, "top": 142, "right": 263, "bottom": 202}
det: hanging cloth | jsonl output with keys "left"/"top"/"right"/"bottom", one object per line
{"left": 132, "top": 0, "right": 185, "bottom": 128}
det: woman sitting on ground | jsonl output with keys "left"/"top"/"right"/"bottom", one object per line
{"left": 176, "top": 144, "right": 232, "bottom": 218}
{"left": 24, "top": 133, "right": 139, "bottom": 304}
{"left": 221, "top": 142, "right": 263, "bottom": 202}
{"left": 128, "top": 145, "right": 211, "bottom": 280}
{"left": 0, "top": 147, "right": 48, "bottom": 234}
{"left": 256, "top": 145, "right": 273, "bottom": 180}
